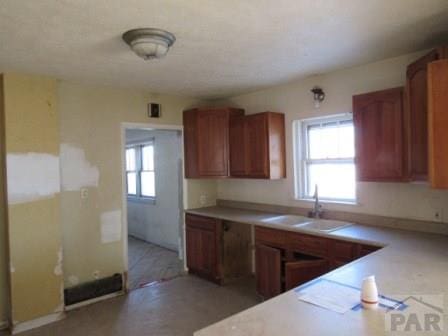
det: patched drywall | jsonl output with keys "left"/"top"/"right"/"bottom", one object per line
{"left": 100, "top": 210, "right": 122, "bottom": 244}
{"left": 2, "top": 73, "right": 63, "bottom": 324}
{"left": 126, "top": 129, "right": 182, "bottom": 251}
{"left": 217, "top": 50, "right": 448, "bottom": 224}
{"left": 6, "top": 153, "right": 60, "bottom": 204}
{"left": 58, "top": 81, "right": 214, "bottom": 288}
{"left": 60, "top": 144, "right": 99, "bottom": 191}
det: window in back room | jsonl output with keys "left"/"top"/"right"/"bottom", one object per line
{"left": 294, "top": 114, "right": 356, "bottom": 203}
{"left": 126, "top": 141, "right": 156, "bottom": 199}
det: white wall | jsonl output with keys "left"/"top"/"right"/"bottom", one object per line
{"left": 217, "top": 50, "right": 448, "bottom": 224}
{"left": 126, "top": 129, "right": 182, "bottom": 251}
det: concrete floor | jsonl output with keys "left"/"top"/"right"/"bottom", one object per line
{"left": 128, "top": 236, "right": 184, "bottom": 290}
{"left": 6, "top": 275, "right": 260, "bottom": 336}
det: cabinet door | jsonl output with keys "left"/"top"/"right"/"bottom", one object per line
{"left": 183, "top": 109, "right": 199, "bottom": 178}
{"left": 285, "top": 260, "right": 328, "bottom": 291}
{"left": 406, "top": 50, "right": 439, "bottom": 181}
{"left": 197, "top": 109, "right": 229, "bottom": 176}
{"left": 186, "top": 225, "right": 217, "bottom": 280}
{"left": 255, "top": 244, "right": 281, "bottom": 299}
{"left": 428, "top": 60, "right": 448, "bottom": 188}
{"left": 229, "top": 115, "right": 247, "bottom": 176}
{"left": 245, "top": 114, "right": 269, "bottom": 178}
{"left": 329, "top": 240, "right": 357, "bottom": 269}
{"left": 353, "top": 87, "right": 407, "bottom": 182}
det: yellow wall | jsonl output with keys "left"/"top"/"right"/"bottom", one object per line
{"left": 0, "top": 75, "right": 10, "bottom": 327}
{"left": 217, "top": 50, "right": 448, "bottom": 223}
{"left": 58, "top": 81, "right": 216, "bottom": 287}
{"left": 2, "top": 73, "right": 63, "bottom": 324}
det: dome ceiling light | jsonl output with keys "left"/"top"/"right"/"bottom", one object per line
{"left": 122, "top": 28, "right": 176, "bottom": 60}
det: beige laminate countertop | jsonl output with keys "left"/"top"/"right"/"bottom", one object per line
{"left": 187, "top": 206, "right": 448, "bottom": 336}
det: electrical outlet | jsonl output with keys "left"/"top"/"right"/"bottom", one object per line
{"left": 81, "top": 188, "right": 89, "bottom": 199}
{"left": 433, "top": 209, "right": 443, "bottom": 223}
{"left": 199, "top": 195, "right": 207, "bottom": 206}
{"left": 93, "top": 270, "right": 100, "bottom": 279}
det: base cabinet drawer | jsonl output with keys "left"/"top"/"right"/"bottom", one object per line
{"left": 288, "top": 233, "right": 329, "bottom": 257}
{"left": 255, "top": 227, "right": 287, "bottom": 248}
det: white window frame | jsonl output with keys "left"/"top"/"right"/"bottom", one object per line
{"left": 126, "top": 140, "right": 156, "bottom": 203}
{"left": 294, "top": 114, "right": 356, "bottom": 204}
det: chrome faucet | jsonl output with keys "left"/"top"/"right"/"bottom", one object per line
{"left": 308, "top": 184, "right": 323, "bottom": 219}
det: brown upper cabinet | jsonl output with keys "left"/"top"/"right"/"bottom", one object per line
{"left": 184, "top": 108, "right": 286, "bottom": 179}
{"left": 229, "top": 112, "right": 286, "bottom": 179}
{"left": 353, "top": 87, "right": 407, "bottom": 182}
{"left": 406, "top": 47, "right": 448, "bottom": 181}
{"left": 183, "top": 107, "right": 244, "bottom": 178}
{"left": 428, "top": 59, "right": 448, "bottom": 189}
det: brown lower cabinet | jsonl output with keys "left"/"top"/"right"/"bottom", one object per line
{"left": 185, "top": 214, "right": 222, "bottom": 283}
{"left": 185, "top": 214, "right": 382, "bottom": 299}
{"left": 285, "top": 259, "right": 329, "bottom": 291}
{"left": 255, "top": 244, "right": 282, "bottom": 298}
{"left": 254, "top": 226, "right": 381, "bottom": 299}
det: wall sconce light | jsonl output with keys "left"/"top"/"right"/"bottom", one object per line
{"left": 311, "top": 86, "right": 325, "bottom": 108}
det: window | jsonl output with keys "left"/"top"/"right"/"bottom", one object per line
{"left": 126, "top": 142, "right": 156, "bottom": 200}
{"left": 295, "top": 115, "right": 356, "bottom": 203}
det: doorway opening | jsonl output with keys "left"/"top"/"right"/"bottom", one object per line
{"left": 123, "top": 125, "right": 184, "bottom": 290}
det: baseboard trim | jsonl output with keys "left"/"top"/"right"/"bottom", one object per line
{"left": 0, "top": 320, "right": 8, "bottom": 330}
{"left": 65, "top": 291, "right": 124, "bottom": 311}
{"left": 12, "top": 312, "right": 65, "bottom": 335}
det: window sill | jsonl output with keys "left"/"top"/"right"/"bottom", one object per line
{"left": 296, "top": 197, "right": 358, "bottom": 206}
{"left": 127, "top": 196, "right": 156, "bottom": 205}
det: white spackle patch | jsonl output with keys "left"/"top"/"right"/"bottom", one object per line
{"left": 6, "top": 153, "right": 60, "bottom": 204}
{"left": 54, "top": 248, "right": 63, "bottom": 276}
{"left": 10, "top": 264, "right": 15, "bottom": 273}
{"left": 68, "top": 275, "right": 79, "bottom": 286}
{"left": 100, "top": 210, "right": 122, "bottom": 244}
{"left": 60, "top": 143, "right": 99, "bottom": 191}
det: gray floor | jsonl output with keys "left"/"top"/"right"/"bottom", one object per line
{"left": 128, "top": 236, "right": 184, "bottom": 290}
{"left": 10, "top": 275, "right": 260, "bottom": 336}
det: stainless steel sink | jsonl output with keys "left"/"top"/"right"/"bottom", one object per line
{"left": 297, "top": 219, "right": 352, "bottom": 232}
{"left": 260, "top": 215, "right": 310, "bottom": 226}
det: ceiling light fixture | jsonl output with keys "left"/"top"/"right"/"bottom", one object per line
{"left": 122, "top": 28, "right": 176, "bottom": 60}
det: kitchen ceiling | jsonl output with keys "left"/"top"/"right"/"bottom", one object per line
{"left": 0, "top": 0, "right": 447, "bottom": 99}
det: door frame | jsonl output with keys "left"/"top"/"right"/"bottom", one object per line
{"left": 121, "top": 122, "right": 185, "bottom": 291}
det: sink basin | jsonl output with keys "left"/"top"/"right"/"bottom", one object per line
{"left": 297, "top": 219, "right": 352, "bottom": 232}
{"left": 260, "top": 215, "right": 310, "bottom": 226}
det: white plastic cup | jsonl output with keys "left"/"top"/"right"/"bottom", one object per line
{"left": 361, "top": 275, "right": 379, "bottom": 309}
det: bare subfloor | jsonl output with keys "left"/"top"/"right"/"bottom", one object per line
{"left": 10, "top": 276, "right": 260, "bottom": 336}
{"left": 128, "top": 236, "right": 184, "bottom": 290}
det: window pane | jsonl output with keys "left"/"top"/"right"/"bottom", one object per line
{"left": 142, "top": 145, "right": 154, "bottom": 171}
{"left": 141, "top": 171, "right": 155, "bottom": 197}
{"left": 308, "top": 121, "right": 354, "bottom": 159}
{"left": 126, "top": 148, "right": 136, "bottom": 171}
{"left": 337, "top": 123, "right": 354, "bottom": 158}
{"left": 307, "top": 163, "right": 356, "bottom": 200}
{"left": 127, "top": 172, "right": 137, "bottom": 195}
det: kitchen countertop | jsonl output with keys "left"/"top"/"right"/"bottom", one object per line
{"left": 187, "top": 206, "right": 448, "bottom": 336}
